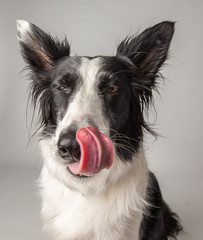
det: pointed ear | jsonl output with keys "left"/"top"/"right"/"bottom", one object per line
{"left": 17, "top": 20, "right": 70, "bottom": 71}
{"left": 116, "top": 21, "right": 175, "bottom": 85}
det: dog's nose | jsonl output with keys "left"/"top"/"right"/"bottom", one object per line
{"left": 58, "top": 131, "right": 80, "bottom": 161}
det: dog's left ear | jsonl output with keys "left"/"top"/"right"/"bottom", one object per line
{"left": 116, "top": 21, "right": 175, "bottom": 87}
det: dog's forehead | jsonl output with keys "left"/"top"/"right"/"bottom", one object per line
{"left": 78, "top": 56, "right": 131, "bottom": 81}
{"left": 53, "top": 55, "right": 129, "bottom": 90}
{"left": 53, "top": 56, "right": 102, "bottom": 84}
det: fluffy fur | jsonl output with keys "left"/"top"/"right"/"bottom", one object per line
{"left": 17, "top": 20, "right": 182, "bottom": 240}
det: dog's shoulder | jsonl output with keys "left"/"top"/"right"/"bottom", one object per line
{"left": 140, "top": 172, "right": 182, "bottom": 239}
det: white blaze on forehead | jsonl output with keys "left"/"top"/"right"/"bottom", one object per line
{"left": 56, "top": 57, "right": 109, "bottom": 138}
{"left": 79, "top": 57, "right": 101, "bottom": 89}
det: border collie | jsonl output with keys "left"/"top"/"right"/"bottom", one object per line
{"left": 17, "top": 20, "right": 182, "bottom": 240}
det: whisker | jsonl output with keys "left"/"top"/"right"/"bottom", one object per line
{"left": 99, "top": 127, "right": 140, "bottom": 148}
{"left": 115, "top": 143, "right": 135, "bottom": 155}
{"left": 42, "top": 131, "right": 55, "bottom": 138}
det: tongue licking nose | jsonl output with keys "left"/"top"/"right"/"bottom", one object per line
{"left": 68, "top": 126, "right": 113, "bottom": 176}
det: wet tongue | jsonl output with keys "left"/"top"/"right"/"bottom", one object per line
{"left": 68, "top": 126, "right": 113, "bottom": 176}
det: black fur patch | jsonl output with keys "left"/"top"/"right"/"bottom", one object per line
{"left": 140, "top": 172, "right": 182, "bottom": 239}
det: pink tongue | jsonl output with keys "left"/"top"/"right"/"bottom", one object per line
{"left": 68, "top": 126, "right": 113, "bottom": 176}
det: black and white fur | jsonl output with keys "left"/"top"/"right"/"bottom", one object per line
{"left": 17, "top": 20, "right": 182, "bottom": 240}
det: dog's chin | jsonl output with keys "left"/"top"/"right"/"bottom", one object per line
{"left": 59, "top": 156, "right": 91, "bottom": 179}
{"left": 64, "top": 167, "right": 111, "bottom": 196}
{"left": 67, "top": 167, "right": 91, "bottom": 179}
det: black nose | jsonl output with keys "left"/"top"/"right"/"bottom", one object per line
{"left": 58, "top": 130, "right": 81, "bottom": 161}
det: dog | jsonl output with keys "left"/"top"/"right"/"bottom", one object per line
{"left": 17, "top": 20, "right": 182, "bottom": 240}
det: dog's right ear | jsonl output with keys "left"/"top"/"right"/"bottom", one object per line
{"left": 17, "top": 21, "right": 70, "bottom": 128}
{"left": 17, "top": 20, "right": 70, "bottom": 72}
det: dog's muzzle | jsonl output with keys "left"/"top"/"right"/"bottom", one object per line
{"left": 57, "top": 126, "right": 113, "bottom": 176}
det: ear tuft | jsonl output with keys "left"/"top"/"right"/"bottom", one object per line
{"left": 17, "top": 20, "right": 31, "bottom": 41}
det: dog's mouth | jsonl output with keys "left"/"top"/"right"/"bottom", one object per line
{"left": 67, "top": 126, "right": 113, "bottom": 177}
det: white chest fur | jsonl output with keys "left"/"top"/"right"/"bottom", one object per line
{"left": 40, "top": 166, "right": 147, "bottom": 240}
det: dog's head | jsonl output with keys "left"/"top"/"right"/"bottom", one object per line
{"left": 17, "top": 20, "right": 174, "bottom": 194}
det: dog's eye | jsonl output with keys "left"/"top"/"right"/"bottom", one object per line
{"left": 108, "top": 86, "right": 120, "bottom": 94}
{"left": 57, "top": 86, "right": 71, "bottom": 94}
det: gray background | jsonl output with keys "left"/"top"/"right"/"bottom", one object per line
{"left": 0, "top": 0, "right": 203, "bottom": 239}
